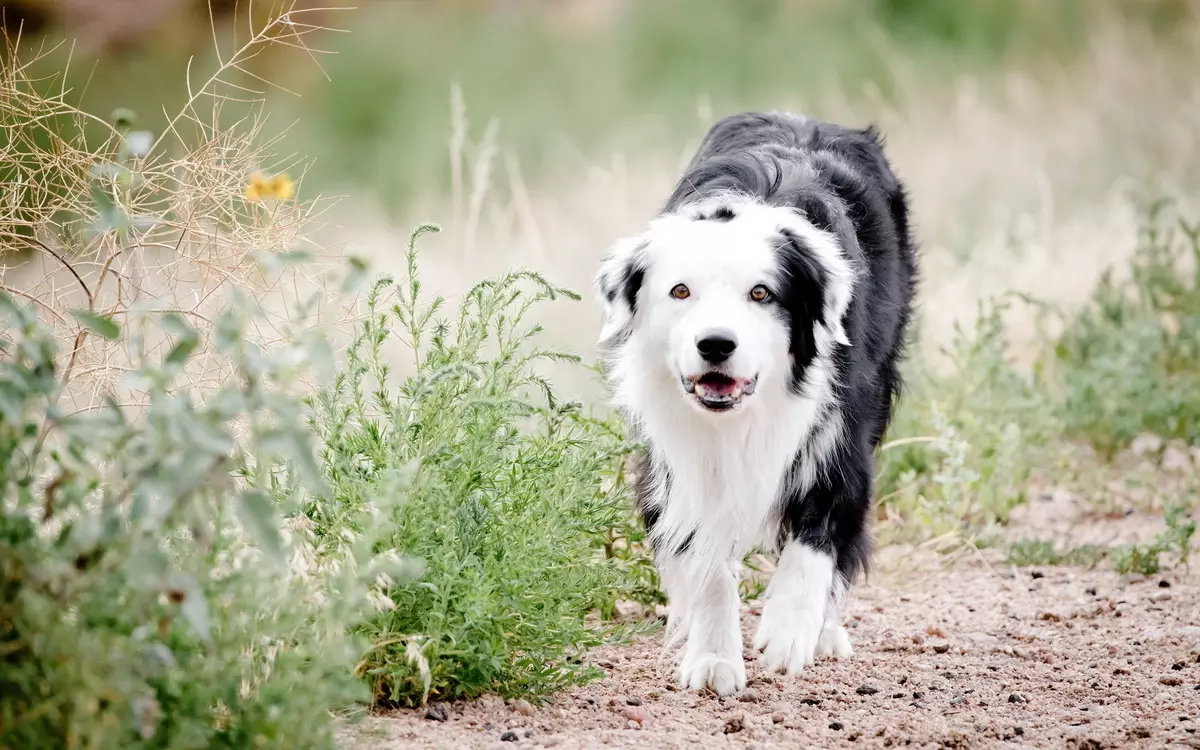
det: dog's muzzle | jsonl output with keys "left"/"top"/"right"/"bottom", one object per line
{"left": 681, "top": 372, "right": 758, "bottom": 412}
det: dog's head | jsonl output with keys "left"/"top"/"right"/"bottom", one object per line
{"left": 596, "top": 195, "right": 855, "bottom": 415}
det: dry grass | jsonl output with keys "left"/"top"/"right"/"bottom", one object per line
{"left": 0, "top": 2, "right": 352, "bottom": 416}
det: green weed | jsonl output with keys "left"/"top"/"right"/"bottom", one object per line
{"left": 1050, "top": 202, "right": 1200, "bottom": 457}
{"left": 1006, "top": 539, "right": 1108, "bottom": 568}
{"left": 1110, "top": 504, "right": 1196, "bottom": 575}
{"left": 309, "top": 226, "right": 647, "bottom": 707}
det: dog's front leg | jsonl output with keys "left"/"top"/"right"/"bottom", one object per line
{"left": 753, "top": 540, "right": 835, "bottom": 675}
{"left": 669, "top": 554, "right": 746, "bottom": 696}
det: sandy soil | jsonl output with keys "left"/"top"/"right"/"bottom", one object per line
{"left": 344, "top": 505, "right": 1199, "bottom": 750}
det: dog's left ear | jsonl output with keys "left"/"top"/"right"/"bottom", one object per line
{"left": 594, "top": 237, "right": 648, "bottom": 347}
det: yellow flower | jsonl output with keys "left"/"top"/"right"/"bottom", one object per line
{"left": 244, "top": 171, "right": 295, "bottom": 202}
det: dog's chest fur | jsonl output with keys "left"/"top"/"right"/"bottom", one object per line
{"left": 628, "top": 364, "right": 836, "bottom": 563}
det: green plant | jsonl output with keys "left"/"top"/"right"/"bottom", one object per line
{"left": 1050, "top": 201, "right": 1200, "bottom": 457}
{"left": 1110, "top": 503, "right": 1196, "bottom": 575}
{"left": 877, "top": 296, "right": 1065, "bottom": 539}
{"left": 1006, "top": 539, "right": 1108, "bottom": 568}
{"left": 309, "top": 226, "right": 646, "bottom": 707}
{"left": 0, "top": 283, "right": 374, "bottom": 748}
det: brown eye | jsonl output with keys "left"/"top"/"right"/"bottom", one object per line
{"left": 749, "top": 284, "right": 771, "bottom": 302}
{"left": 670, "top": 284, "right": 691, "bottom": 300}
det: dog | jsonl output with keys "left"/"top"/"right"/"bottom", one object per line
{"left": 594, "top": 111, "right": 917, "bottom": 696}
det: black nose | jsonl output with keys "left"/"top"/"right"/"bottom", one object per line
{"left": 696, "top": 331, "right": 738, "bottom": 364}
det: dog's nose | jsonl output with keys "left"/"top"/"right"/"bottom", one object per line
{"left": 696, "top": 331, "right": 738, "bottom": 364}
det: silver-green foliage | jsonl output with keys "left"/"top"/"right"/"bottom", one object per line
{"left": 0, "top": 285, "right": 367, "bottom": 749}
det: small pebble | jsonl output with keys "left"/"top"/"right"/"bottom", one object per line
{"left": 855, "top": 684, "right": 879, "bottom": 695}
{"left": 1161, "top": 677, "right": 1183, "bottom": 686}
{"left": 501, "top": 731, "right": 519, "bottom": 742}
{"left": 1031, "top": 571, "right": 1045, "bottom": 579}
{"left": 736, "top": 688, "right": 760, "bottom": 703}
{"left": 622, "top": 706, "right": 649, "bottom": 726}
{"left": 424, "top": 702, "right": 449, "bottom": 722}
{"left": 829, "top": 721, "right": 844, "bottom": 731}
{"left": 1151, "top": 591, "right": 1172, "bottom": 602}
{"left": 625, "top": 697, "right": 643, "bottom": 706}
{"left": 932, "top": 643, "right": 951, "bottom": 654}
{"left": 723, "top": 715, "right": 745, "bottom": 734}
{"left": 772, "top": 711, "right": 786, "bottom": 724}
{"left": 1085, "top": 587, "right": 1097, "bottom": 596}
{"left": 1159, "top": 579, "right": 1172, "bottom": 588}
{"left": 511, "top": 699, "right": 536, "bottom": 717}
{"left": 1009, "top": 693, "right": 1026, "bottom": 704}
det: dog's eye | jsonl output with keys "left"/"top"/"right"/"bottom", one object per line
{"left": 749, "top": 285, "right": 772, "bottom": 302}
{"left": 670, "top": 284, "right": 691, "bottom": 300}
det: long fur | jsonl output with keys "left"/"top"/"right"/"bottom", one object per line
{"left": 596, "top": 111, "right": 917, "bottom": 695}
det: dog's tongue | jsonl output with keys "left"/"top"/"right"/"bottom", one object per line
{"left": 697, "top": 373, "right": 738, "bottom": 397}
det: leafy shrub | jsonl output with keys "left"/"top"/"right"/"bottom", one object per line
{"left": 1050, "top": 201, "right": 1200, "bottom": 457}
{"left": 1109, "top": 503, "right": 1196, "bottom": 575}
{"left": 877, "top": 297, "right": 1065, "bottom": 538}
{"left": 308, "top": 226, "right": 646, "bottom": 707}
{"left": 0, "top": 286, "right": 370, "bottom": 749}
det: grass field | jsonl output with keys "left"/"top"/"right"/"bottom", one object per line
{"left": 2, "top": 2, "right": 1199, "bottom": 747}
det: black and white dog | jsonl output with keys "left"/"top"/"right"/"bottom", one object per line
{"left": 594, "top": 112, "right": 917, "bottom": 696}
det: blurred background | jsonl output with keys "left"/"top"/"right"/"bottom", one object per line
{"left": 5, "top": 0, "right": 1200, "bottom": 389}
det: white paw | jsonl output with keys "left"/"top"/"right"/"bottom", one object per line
{"left": 678, "top": 651, "right": 746, "bottom": 696}
{"left": 752, "top": 601, "right": 823, "bottom": 676}
{"left": 815, "top": 622, "right": 853, "bottom": 659}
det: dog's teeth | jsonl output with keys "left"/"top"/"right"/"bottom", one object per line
{"left": 744, "top": 380, "right": 757, "bottom": 396}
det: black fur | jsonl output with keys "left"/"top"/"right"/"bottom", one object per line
{"left": 660, "top": 111, "right": 917, "bottom": 589}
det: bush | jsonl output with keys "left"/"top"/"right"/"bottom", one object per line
{"left": 1050, "top": 201, "right": 1200, "bottom": 457}
{"left": 877, "top": 297, "right": 1066, "bottom": 539}
{"left": 308, "top": 226, "right": 649, "bottom": 707}
{"left": 0, "top": 286, "right": 370, "bottom": 749}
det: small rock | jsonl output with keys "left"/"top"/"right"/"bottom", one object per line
{"left": 913, "top": 692, "right": 923, "bottom": 700}
{"left": 723, "top": 715, "right": 745, "bottom": 734}
{"left": 932, "top": 643, "right": 951, "bottom": 654}
{"left": 1159, "top": 579, "right": 1172, "bottom": 588}
{"left": 501, "top": 731, "right": 519, "bottom": 742}
{"left": 925, "top": 626, "right": 947, "bottom": 638}
{"left": 597, "top": 660, "right": 615, "bottom": 669}
{"left": 800, "top": 697, "right": 822, "bottom": 706}
{"left": 1114, "top": 667, "right": 1131, "bottom": 675}
{"left": 829, "top": 721, "right": 844, "bottom": 731}
{"left": 1128, "top": 727, "right": 1152, "bottom": 739}
{"left": 626, "top": 720, "right": 640, "bottom": 730}
{"left": 1038, "top": 611, "right": 1062, "bottom": 622}
{"left": 1014, "top": 726, "right": 1025, "bottom": 736}
{"left": 524, "top": 730, "right": 535, "bottom": 738}
{"left": 1161, "top": 677, "right": 1183, "bottom": 686}
{"left": 856, "top": 684, "right": 879, "bottom": 695}
{"left": 1162, "top": 445, "right": 1191, "bottom": 472}
{"left": 1085, "top": 587, "right": 1098, "bottom": 596}
{"left": 1031, "top": 570, "right": 1045, "bottom": 580}
{"left": 892, "top": 692, "right": 906, "bottom": 699}
{"left": 1131, "top": 433, "right": 1164, "bottom": 456}
{"left": 736, "top": 688, "right": 760, "bottom": 703}
{"left": 1151, "top": 591, "right": 1172, "bottom": 602}
{"left": 511, "top": 699, "right": 536, "bottom": 717}
{"left": 625, "top": 697, "right": 643, "bottom": 706}
{"left": 424, "top": 702, "right": 449, "bottom": 722}
{"left": 622, "top": 706, "right": 649, "bottom": 726}
{"left": 772, "top": 711, "right": 786, "bottom": 724}
{"left": 1008, "top": 693, "right": 1026, "bottom": 704}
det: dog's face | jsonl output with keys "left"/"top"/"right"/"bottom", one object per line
{"left": 597, "top": 197, "right": 855, "bottom": 415}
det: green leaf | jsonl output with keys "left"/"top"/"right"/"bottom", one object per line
{"left": 70, "top": 310, "right": 121, "bottom": 340}
{"left": 162, "top": 315, "right": 201, "bottom": 367}
{"left": 236, "top": 490, "right": 285, "bottom": 563}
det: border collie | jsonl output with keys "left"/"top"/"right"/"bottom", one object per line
{"left": 594, "top": 112, "right": 917, "bottom": 696}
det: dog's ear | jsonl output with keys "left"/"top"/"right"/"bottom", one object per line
{"left": 595, "top": 237, "right": 648, "bottom": 347}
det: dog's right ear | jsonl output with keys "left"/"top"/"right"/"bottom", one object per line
{"left": 594, "top": 236, "right": 648, "bottom": 347}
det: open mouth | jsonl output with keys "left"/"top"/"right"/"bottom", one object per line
{"left": 681, "top": 372, "right": 758, "bottom": 412}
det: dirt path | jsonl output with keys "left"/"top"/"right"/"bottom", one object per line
{"left": 345, "top": 510, "right": 1200, "bottom": 750}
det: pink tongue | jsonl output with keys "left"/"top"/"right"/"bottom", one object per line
{"left": 700, "top": 376, "right": 736, "bottom": 396}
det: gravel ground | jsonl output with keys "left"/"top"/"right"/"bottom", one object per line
{"left": 343, "top": 506, "right": 1200, "bottom": 750}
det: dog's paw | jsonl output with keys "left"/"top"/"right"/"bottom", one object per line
{"left": 752, "top": 603, "right": 823, "bottom": 676}
{"left": 815, "top": 621, "right": 853, "bottom": 659}
{"left": 678, "top": 651, "right": 746, "bottom": 696}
